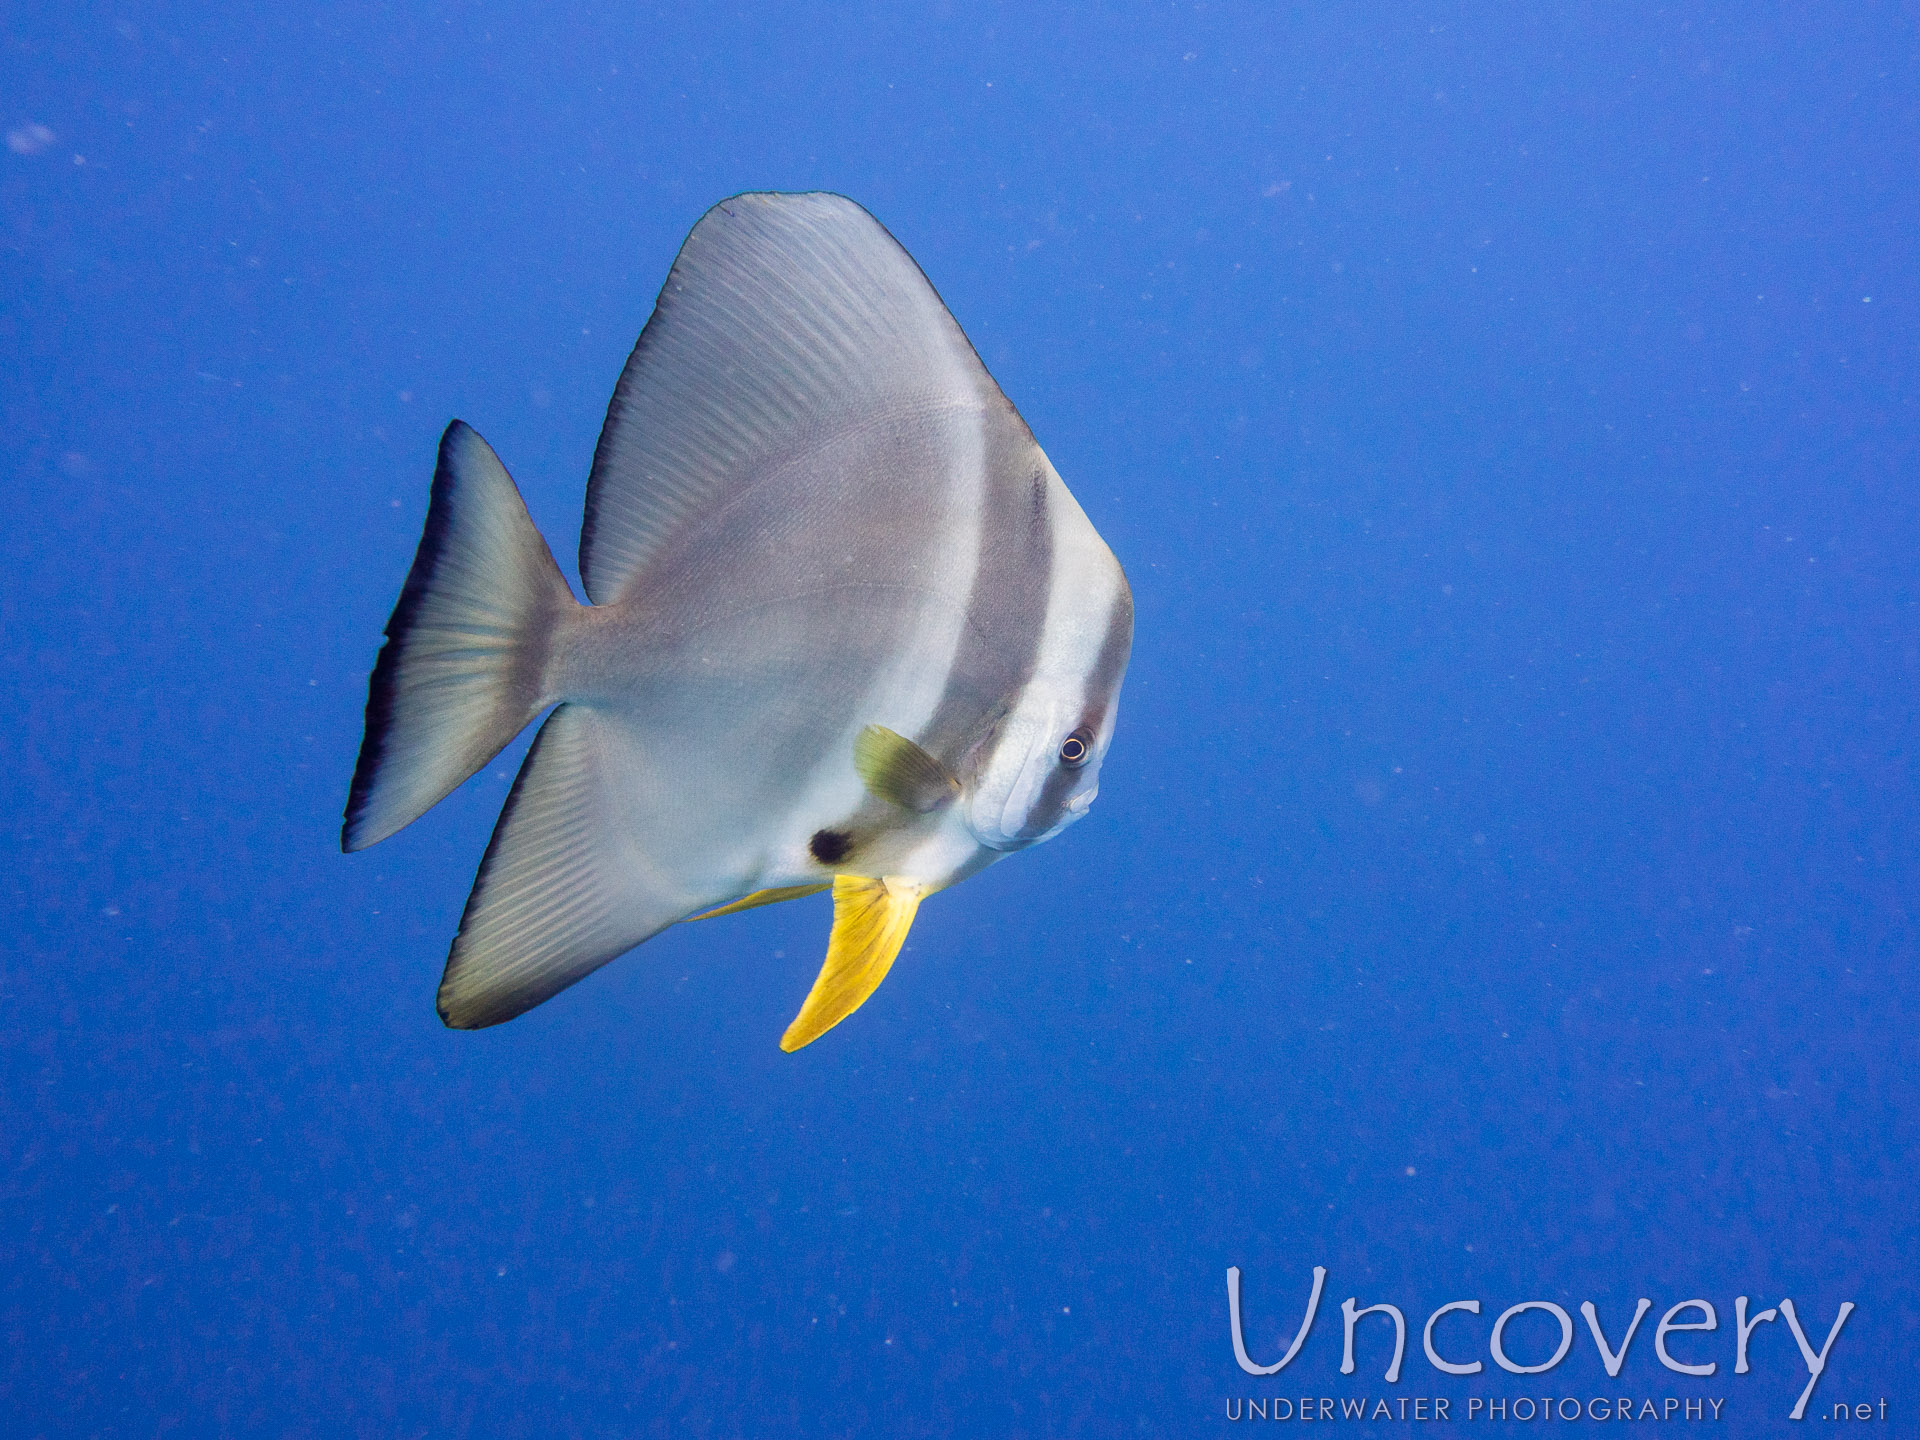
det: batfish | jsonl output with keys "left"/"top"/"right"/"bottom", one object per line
{"left": 343, "top": 192, "right": 1132, "bottom": 1049}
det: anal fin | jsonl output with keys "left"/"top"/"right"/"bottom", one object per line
{"left": 684, "top": 884, "right": 830, "bottom": 922}
{"left": 780, "top": 875, "right": 927, "bottom": 1052}
{"left": 437, "top": 704, "right": 683, "bottom": 1028}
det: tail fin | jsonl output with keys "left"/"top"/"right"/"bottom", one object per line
{"left": 343, "top": 421, "right": 577, "bottom": 852}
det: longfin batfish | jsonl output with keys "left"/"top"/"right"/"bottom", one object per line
{"left": 343, "top": 192, "right": 1133, "bottom": 1048}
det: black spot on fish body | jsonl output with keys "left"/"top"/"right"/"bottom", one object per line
{"left": 810, "top": 828, "right": 852, "bottom": 864}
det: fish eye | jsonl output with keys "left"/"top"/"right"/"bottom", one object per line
{"left": 1059, "top": 727, "right": 1094, "bottom": 768}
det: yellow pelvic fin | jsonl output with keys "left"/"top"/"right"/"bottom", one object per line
{"left": 780, "top": 874, "right": 928, "bottom": 1052}
{"left": 683, "top": 883, "right": 830, "bottom": 922}
{"left": 853, "top": 724, "right": 960, "bottom": 813}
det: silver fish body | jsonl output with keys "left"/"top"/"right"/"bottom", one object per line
{"left": 344, "top": 192, "right": 1131, "bottom": 1046}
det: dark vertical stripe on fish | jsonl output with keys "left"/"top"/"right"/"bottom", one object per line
{"left": 917, "top": 397, "right": 1055, "bottom": 772}
{"left": 1011, "top": 580, "right": 1134, "bottom": 840}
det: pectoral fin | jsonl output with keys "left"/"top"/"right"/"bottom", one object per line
{"left": 683, "top": 884, "right": 830, "bottom": 922}
{"left": 854, "top": 725, "right": 960, "bottom": 813}
{"left": 780, "top": 874, "right": 928, "bottom": 1052}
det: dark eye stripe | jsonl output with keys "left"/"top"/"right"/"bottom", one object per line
{"left": 1007, "top": 583, "right": 1134, "bottom": 839}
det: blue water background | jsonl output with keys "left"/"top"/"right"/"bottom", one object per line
{"left": 4, "top": 4, "right": 1915, "bottom": 1433}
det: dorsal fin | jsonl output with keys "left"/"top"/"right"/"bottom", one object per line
{"left": 580, "top": 192, "right": 990, "bottom": 604}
